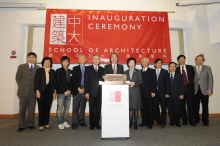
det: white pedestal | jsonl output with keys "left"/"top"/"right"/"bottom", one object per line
{"left": 101, "top": 84, "right": 129, "bottom": 139}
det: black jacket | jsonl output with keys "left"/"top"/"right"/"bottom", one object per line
{"left": 104, "top": 64, "right": 124, "bottom": 74}
{"left": 84, "top": 65, "right": 104, "bottom": 97}
{"left": 140, "top": 67, "right": 157, "bottom": 98}
{"left": 34, "top": 68, "right": 56, "bottom": 93}
{"left": 55, "top": 67, "right": 73, "bottom": 94}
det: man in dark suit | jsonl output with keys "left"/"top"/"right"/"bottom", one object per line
{"left": 104, "top": 52, "right": 124, "bottom": 74}
{"left": 84, "top": 54, "right": 104, "bottom": 130}
{"left": 167, "top": 62, "right": 184, "bottom": 127}
{"left": 153, "top": 58, "right": 169, "bottom": 128}
{"left": 194, "top": 55, "right": 213, "bottom": 126}
{"left": 139, "top": 57, "right": 157, "bottom": 129}
{"left": 176, "top": 55, "right": 196, "bottom": 126}
{"left": 71, "top": 55, "right": 87, "bottom": 130}
{"left": 15, "top": 52, "right": 40, "bottom": 132}
{"left": 55, "top": 56, "right": 73, "bottom": 130}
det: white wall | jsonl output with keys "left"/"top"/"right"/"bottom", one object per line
{"left": 0, "top": 0, "right": 219, "bottom": 115}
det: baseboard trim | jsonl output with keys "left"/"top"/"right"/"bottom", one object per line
{"left": 1, "top": 113, "right": 220, "bottom": 118}
{"left": 0, "top": 114, "right": 19, "bottom": 118}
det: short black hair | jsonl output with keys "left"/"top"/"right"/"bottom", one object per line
{"left": 41, "top": 57, "right": 53, "bottom": 68}
{"left": 195, "top": 54, "right": 205, "bottom": 61}
{"left": 154, "top": 58, "right": 163, "bottom": 64}
{"left": 168, "top": 62, "right": 177, "bottom": 67}
{"left": 27, "top": 52, "right": 37, "bottom": 58}
{"left": 177, "top": 55, "right": 186, "bottom": 60}
{"left": 127, "top": 57, "right": 136, "bottom": 68}
{"left": 61, "top": 56, "right": 70, "bottom": 63}
{"left": 110, "top": 52, "right": 119, "bottom": 63}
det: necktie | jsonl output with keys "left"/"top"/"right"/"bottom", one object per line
{"left": 113, "top": 65, "right": 116, "bottom": 74}
{"left": 95, "top": 66, "right": 98, "bottom": 72}
{"left": 182, "top": 66, "right": 189, "bottom": 85}
{"left": 30, "top": 65, "right": 33, "bottom": 72}
{"left": 170, "top": 74, "right": 174, "bottom": 85}
{"left": 156, "top": 69, "right": 159, "bottom": 80}
{"left": 81, "top": 67, "right": 84, "bottom": 85}
{"left": 197, "top": 67, "right": 201, "bottom": 76}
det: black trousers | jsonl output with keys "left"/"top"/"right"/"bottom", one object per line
{"left": 154, "top": 90, "right": 167, "bottom": 125}
{"left": 194, "top": 86, "right": 209, "bottom": 123}
{"left": 180, "top": 85, "right": 194, "bottom": 123}
{"left": 141, "top": 97, "right": 155, "bottom": 126}
{"left": 89, "top": 91, "right": 102, "bottom": 127}
{"left": 167, "top": 95, "right": 180, "bottom": 124}
{"left": 37, "top": 84, "right": 53, "bottom": 126}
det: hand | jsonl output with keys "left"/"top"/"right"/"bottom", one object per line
{"left": 179, "top": 95, "right": 184, "bottom": 99}
{"left": 129, "top": 82, "right": 135, "bottom": 87}
{"left": 53, "top": 93, "right": 57, "bottom": 99}
{"left": 78, "top": 88, "right": 84, "bottom": 94}
{"left": 151, "top": 93, "right": 155, "bottom": 98}
{"left": 85, "top": 93, "right": 89, "bottom": 99}
{"left": 64, "top": 90, "right": 71, "bottom": 96}
{"left": 81, "top": 88, "right": 84, "bottom": 94}
{"left": 36, "top": 90, "right": 40, "bottom": 99}
{"left": 165, "top": 94, "right": 170, "bottom": 98}
{"left": 207, "top": 90, "right": 212, "bottom": 96}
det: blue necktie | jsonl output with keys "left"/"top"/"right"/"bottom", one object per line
{"left": 81, "top": 67, "right": 84, "bottom": 85}
{"left": 170, "top": 74, "right": 173, "bottom": 85}
{"left": 30, "top": 65, "right": 33, "bottom": 72}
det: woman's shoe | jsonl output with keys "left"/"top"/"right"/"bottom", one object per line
{"left": 45, "top": 125, "right": 51, "bottom": 129}
{"left": 39, "top": 126, "right": 44, "bottom": 132}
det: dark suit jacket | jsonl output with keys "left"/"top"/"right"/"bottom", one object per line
{"left": 156, "top": 68, "right": 169, "bottom": 97}
{"left": 16, "top": 63, "right": 40, "bottom": 96}
{"left": 55, "top": 67, "right": 73, "bottom": 94}
{"left": 84, "top": 65, "right": 104, "bottom": 97}
{"left": 140, "top": 67, "right": 157, "bottom": 98}
{"left": 104, "top": 64, "right": 124, "bottom": 74}
{"left": 176, "top": 64, "right": 195, "bottom": 93}
{"left": 167, "top": 72, "right": 184, "bottom": 99}
{"left": 71, "top": 65, "right": 86, "bottom": 96}
{"left": 34, "top": 68, "right": 56, "bottom": 93}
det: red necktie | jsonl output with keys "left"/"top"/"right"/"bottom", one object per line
{"left": 182, "top": 66, "right": 189, "bottom": 85}
{"left": 95, "top": 66, "right": 98, "bottom": 72}
{"left": 113, "top": 65, "right": 116, "bottom": 74}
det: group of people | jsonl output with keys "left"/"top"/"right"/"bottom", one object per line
{"left": 15, "top": 52, "right": 213, "bottom": 132}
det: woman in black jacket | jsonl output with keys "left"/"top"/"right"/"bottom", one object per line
{"left": 34, "top": 57, "right": 56, "bottom": 132}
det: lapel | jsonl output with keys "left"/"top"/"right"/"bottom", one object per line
{"left": 92, "top": 65, "right": 98, "bottom": 75}
{"left": 32, "top": 64, "right": 38, "bottom": 73}
{"left": 109, "top": 64, "right": 113, "bottom": 74}
{"left": 78, "top": 65, "right": 82, "bottom": 78}
{"left": 176, "top": 66, "right": 180, "bottom": 74}
{"left": 116, "top": 64, "right": 119, "bottom": 74}
{"left": 200, "top": 65, "right": 205, "bottom": 76}
{"left": 126, "top": 70, "right": 130, "bottom": 81}
{"left": 194, "top": 66, "right": 204, "bottom": 77}
{"left": 185, "top": 65, "right": 190, "bottom": 76}
{"left": 157, "top": 69, "right": 162, "bottom": 80}
{"left": 130, "top": 68, "right": 137, "bottom": 80}
{"left": 25, "top": 63, "right": 30, "bottom": 73}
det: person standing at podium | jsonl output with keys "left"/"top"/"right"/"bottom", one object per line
{"left": 104, "top": 52, "right": 124, "bottom": 74}
{"left": 125, "top": 57, "right": 142, "bottom": 130}
{"left": 85, "top": 54, "right": 104, "bottom": 130}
